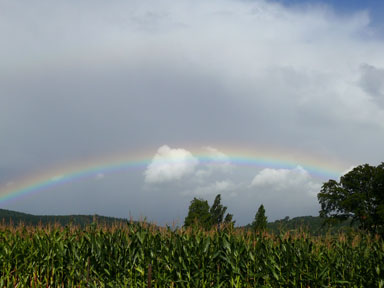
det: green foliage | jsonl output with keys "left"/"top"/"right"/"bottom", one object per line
{"left": 253, "top": 204, "right": 267, "bottom": 232}
{"left": 184, "top": 198, "right": 211, "bottom": 229}
{"left": 184, "top": 194, "right": 234, "bottom": 230}
{"left": 318, "top": 163, "right": 384, "bottom": 235}
{"left": 267, "top": 216, "right": 358, "bottom": 235}
{"left": 209, "top": 194, "right": 227, "bottom": 226}
{"left": 0, "top": 208, "right": 127, "bottom": 227}
{"left": 224, "top": 213, "right": 234, "bottom": 224}
{"left": 0, "top": 223, "right": 384, "bottom": 287}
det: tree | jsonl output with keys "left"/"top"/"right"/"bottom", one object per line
{"left": 224, "top": 213, "right": 234, "bottom": 224}
{"left": 184, "top": 194, "right": 235, "bottom": 230}
{"left": 253, "top": 204, "right": 267, "bottom": 232}
{"left": 209, "top": 194, "right": 227, "bottom": 227}
{"left": 318, "top": 163, "right": 384, "bottom": 235}
{"left": 184, "top": 198, "right": 211, "bottom": 229}
{"left": 224, "top": 213, "right": 235, "bottom": 228}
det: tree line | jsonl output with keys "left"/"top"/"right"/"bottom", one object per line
{"left": 184, "top": 162, "right": 384, "bottom": 236}
{"left": 184, "top": 194, "right": 268, "bottom": 232}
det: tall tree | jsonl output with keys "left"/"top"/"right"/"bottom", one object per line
{"left": 224, "top": 213, "right": 235, "bottom": 228}
{"left": 253, "top": 204, "right": 267, "bottom": 232}
{"left": 184, "top": 198, "right": 211, "bottom": 230}
{"left": 224, "top": 213, "right": 234, "bottom": 224}
{"left": 209, "top": 194, "right": 227, "bottom": 227}
{"left": 318, "top": 163, "right": 384, "bottom": 235}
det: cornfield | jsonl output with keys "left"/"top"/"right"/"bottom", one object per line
{"left": 0, "top": 221, "right": 383, "bottom": 287}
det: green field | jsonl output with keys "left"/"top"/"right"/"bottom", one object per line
{"left": 1, "top": 222, "right": 383, "bottom": 287}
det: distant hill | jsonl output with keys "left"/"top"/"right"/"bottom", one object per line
{"left": 241, "top": 215, "right": 357, "bottom": 235}
{"left": 1, "top": 209, "right": 357, "bottom": 234}
{"left": 0, "top": 208, "right": 128, "bottom": 227}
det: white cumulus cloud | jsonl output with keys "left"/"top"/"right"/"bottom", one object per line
{"left": 251, "top": 166, "right": 320, "bottom": 196}
{"left": 203, "top": 146, "right": 233, "bottom": 171}
{"left": 195, "top": 146, "right": 233, "bottom": 179}
{"left": 233, "top": 166, "right": 324, "bottom": 220}
{"left": 95, "top": 173, "right": 105, "bottom": 180}
{"left": 191, "top": 180, "right": 235, "bottom": 196}
{"left": 144, "top": 145, "right": 198, "bottom": 184}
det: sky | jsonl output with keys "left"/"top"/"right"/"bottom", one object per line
{"left": 1, "top": 0, "right": 384, "bottom": 226}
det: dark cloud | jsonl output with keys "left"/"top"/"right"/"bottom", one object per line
{"left": 1, "top": 0, "right": 384, "bottom": 225}
{"left": 360, "top": 64, "right": 384, "bottom": 108}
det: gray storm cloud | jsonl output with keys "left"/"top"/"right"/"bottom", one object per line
{"left": 360, "top": 64, "right": 384, "bottom": 108}
{"left": 1, "top": 0, "right": 384, "bottom": 225}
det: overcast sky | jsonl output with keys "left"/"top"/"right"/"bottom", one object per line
{"left": 1, "top": 0, "right": 384, "bottom": 226}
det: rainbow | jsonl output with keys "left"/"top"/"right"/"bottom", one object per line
{"left": 0, "top": 146, "right": 348, "bottom": 205}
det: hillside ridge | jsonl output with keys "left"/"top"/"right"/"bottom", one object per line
{"left": 0, "top": 208, "right": 127, "bottom": 227}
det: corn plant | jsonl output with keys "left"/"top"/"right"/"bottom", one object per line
{"left": 0, "top": 222, "right": 383, "bottom": 287}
